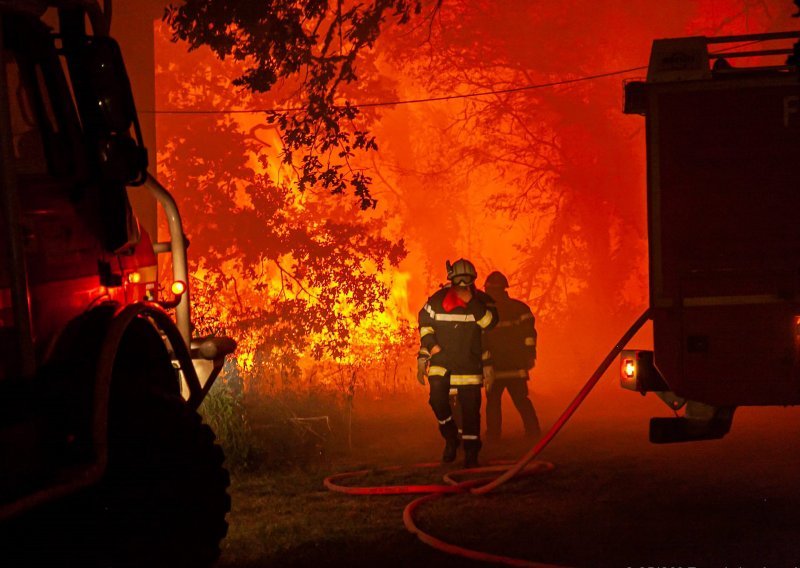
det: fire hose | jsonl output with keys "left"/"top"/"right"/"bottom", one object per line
{"left": 324, "top": 310, "right": 650, "bottom": 566}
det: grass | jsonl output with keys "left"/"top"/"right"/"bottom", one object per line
{"left": 216, "top": 391, "right": 490, "bottom": 567}
{"left": 222, "top": 469, "right": 425, "bottom": 567}
{"left": 213, "top": 390, "right": 800, "bottom": 568}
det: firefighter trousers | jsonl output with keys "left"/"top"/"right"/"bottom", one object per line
{"left": 485, "top": 378, "right": 540, "bottom": 439}
{"left": 429, "top": 375, "right": 481, "bottom": 450}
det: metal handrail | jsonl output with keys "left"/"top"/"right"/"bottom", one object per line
{"left": 0, "top": 20, "right": 36, "bottom": 376}
{"left": 143, "top": 174, "right": 191, "bottom": 347}
{"left": 705, "top": 30, "right": 800, "bottom": 44}
{"left": 710, "top": 48, "right": 795, "bottom": 59}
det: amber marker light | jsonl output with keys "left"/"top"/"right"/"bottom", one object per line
{"left": 171, "top": 281, "right": 187, "bottom": 296}
{"left": 127, "top": 271, "right": 142, "bottom": 284}
{"left": 623, "top": 358, "right": 636, "bottom": 379}
{"left": 619, "top": 354, "right": 639, "bottom": 391}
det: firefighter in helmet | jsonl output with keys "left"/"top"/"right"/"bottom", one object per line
{"left": 417, "top": 258, "right": 498, "bottom": 467}
{"left": 483, "top": 271, "right": 541, "bottom": 441}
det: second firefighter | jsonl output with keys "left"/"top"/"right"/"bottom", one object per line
{"left": 483, "top": 271, "right": 541, "bottom": 441}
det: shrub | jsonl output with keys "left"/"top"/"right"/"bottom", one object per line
{"left": 199, "top": 360, "right": 253, "bottom": 471}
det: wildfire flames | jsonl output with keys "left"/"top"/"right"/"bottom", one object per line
{"left": 154, "top": 1, "right": 796, "bottom": 397}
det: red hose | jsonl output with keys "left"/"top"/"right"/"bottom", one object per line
{"left": 472, "top": 309, "right": 651, "bottom": 495}
{"left": 323, "top": 310, "right": 650, "bottom": 566}
{"left": 402, "top": 478, "right": 563, "bottom": 568}
{"left": 324, "top": 460, "right": 521, "bottom": 494}
{"left": 324, "top": 462, "right": 460, "bottom": 495}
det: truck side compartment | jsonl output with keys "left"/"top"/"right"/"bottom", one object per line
{"left": 622, "top": 31, "right": 800, "bottom": 441}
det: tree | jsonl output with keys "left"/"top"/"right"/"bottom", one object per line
{"left": 380, "top": 0, "right": 789, "bottom": 323}
{"left": 165, "top": 0, "right": 441, "bottom": 210}
{"left": 155, "top": 25, "right": 407, "bottom": 387}
{"left": 377, "top": 0, "right": 650, "bottom": 322}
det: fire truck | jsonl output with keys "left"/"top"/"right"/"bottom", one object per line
{"left": 620, "top": 29, "right": 800, "bottom": 443}
{"left": 0, "top": 1, "right": 235, "bottom": 565}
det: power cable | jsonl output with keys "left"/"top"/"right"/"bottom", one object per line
{"left": 141, "top": 39, "right": 771, "bottom": 116}
{"left": 142, "top": 66, "right": 646, "bottom": 115}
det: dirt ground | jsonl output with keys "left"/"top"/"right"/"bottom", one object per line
{"left": 219, "top": 378, "right": 800, "bottom": 568}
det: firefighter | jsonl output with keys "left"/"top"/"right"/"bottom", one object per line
{"left": 417, "top": 258, "right": 497, "bottom": 468}
{"left": 483, "top": 271, "right": 541, "bottom": 441}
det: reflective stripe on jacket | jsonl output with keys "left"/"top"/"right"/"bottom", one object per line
{"left": 418, "top": 286, "right": 498, "bottom": 384}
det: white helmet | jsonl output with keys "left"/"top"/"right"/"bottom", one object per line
{"left": 446, "top": 258, "right": 477, "bottom": 287}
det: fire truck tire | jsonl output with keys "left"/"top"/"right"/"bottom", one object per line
{"left": 94, "top": 320, "right": 231, "bottom": 567}
{"left": 96, "top": 391, "right": 231, "bottom": 567}
{"left": 0, "top": 315, "right": 230, "bottom": 568}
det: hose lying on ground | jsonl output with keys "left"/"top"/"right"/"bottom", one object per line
{"left": 324, "top": 310, "right": 650, "bottom": 567}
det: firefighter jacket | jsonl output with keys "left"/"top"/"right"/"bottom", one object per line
{"left": 418, "top": 286, "right": 498, "bottom": 386}
{"left": 483, "top": 292, "right": 537, "bottom": 380}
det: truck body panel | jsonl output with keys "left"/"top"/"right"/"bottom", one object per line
{"left": 647, "top": 77, "right": 800, "bottom": 406}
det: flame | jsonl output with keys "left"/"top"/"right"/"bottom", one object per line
{"left": 154, "top": 2, "right": 792, "bottom": 396}
{"left": 322, "top": 270, "right": 414, "bottom": 367}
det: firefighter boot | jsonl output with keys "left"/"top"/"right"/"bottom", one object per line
{"left": 441, "top": 420, "right": 459, "bottom": 463}
{"left": 442, "top": 437, "right": 459, "bottom": 463}
{"left": 463, "top": 439, "right": 482, "bottom": 469}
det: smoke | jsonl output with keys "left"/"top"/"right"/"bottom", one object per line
{"left": 154, "top": 0, "right": 797, "bottom": 396}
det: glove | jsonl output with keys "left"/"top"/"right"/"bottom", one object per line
{"left": 416, "top": 357, "right": 428, "bottom": 386}
{"left": 483, "top": 365, "right": 496, "bottom": 393}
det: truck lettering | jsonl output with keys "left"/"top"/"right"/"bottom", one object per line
{"left": 784, "top": 95, "right": 800, "bottom": 127}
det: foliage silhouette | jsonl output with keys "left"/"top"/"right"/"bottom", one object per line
{"left": 156, "top": 28, "right": 408, "bottom": 385}
{"left": 165, "top": 0, "right": 441, "bottom": 209}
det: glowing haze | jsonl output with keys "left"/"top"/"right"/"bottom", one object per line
{"left": 154, "top": 1, "right": 797, "bottom": 395}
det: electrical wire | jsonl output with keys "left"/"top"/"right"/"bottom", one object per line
{"left": 142, "top": 65, "right": 646, "bottom": 115}
{"left": 324, "top": 309, "right": 651, "bottom": 566}
{"left": 142, "top": 38, "right": 772, "bottom": 116}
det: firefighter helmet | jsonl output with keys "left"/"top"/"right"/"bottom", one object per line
{"left": 484, "top": 271, "right": 509, "bottom": 290}
{"left": 446, "top": 258, "right": 477, "bottom": 287}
